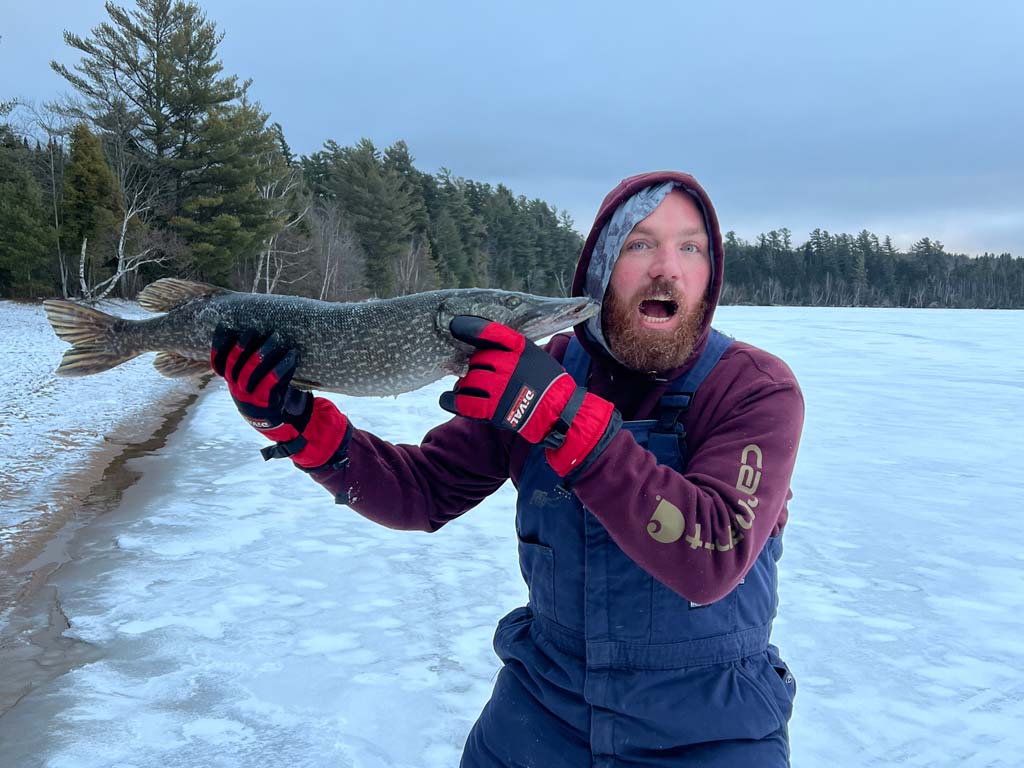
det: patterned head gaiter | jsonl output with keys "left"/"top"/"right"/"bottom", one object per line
{"left": 584, "top": 182, "right": 714, "bottom": 357}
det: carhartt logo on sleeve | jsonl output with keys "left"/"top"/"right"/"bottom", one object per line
{"left": 647, "top": 496, "right": 685, "bottom": 543}
{"left": 645, "top": 444, "right": 765, "bottom": 551}
{"left": 504, "top": 385, "right": 536, "bottom": 428}
{"left": 735, "top": 444, "right": 762, "bottom": 531}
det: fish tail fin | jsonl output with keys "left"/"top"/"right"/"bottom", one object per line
{"left": 43, "top": 299, "right": 116, "bottom": 345}
{"left": 54, "top": 343, "right": 142, "bottom": 377}
{"left": 43, "top": 300, "right": 140, "bottom": 376}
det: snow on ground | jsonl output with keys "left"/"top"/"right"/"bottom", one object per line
{"left": 1, "top": 302, "right": 1023, "bottom": 767}
{"left": 0, "top": 300, "right": 197, "bottom": 544}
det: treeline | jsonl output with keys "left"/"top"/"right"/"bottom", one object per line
{"left": 0, "top": 0, "right": 581, "bottom": 301}
{"left": 722, "top": 229, "right": 1023, "bottom": 308}
{"left": 2, "top": 0, "right": 1022, "bottom": 309}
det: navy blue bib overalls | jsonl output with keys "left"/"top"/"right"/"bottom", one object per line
{"left": 462, "top": 331, "right": 796, "bottom": 767}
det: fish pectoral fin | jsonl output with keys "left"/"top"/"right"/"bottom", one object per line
{"left": 443, "top": 357, "right": 469, "bottom": 378}
{"left": 138, "top": 278, "right": 228, "bottom": 313}
{"left": 291, "top": 376, "right": 321, "bottom": 391}
{"left": 154, "top": 352, "right": 211, "bottom": 378}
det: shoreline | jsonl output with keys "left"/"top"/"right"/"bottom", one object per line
{"left": 0, "top": 377, "right": 208, "bottom": 717}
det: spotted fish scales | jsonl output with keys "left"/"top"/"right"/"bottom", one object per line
{"left": 43, "top": 279, "right": 599, "bottom": 397}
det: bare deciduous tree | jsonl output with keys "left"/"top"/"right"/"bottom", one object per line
{"left": 310, "top": 198, "right": 365, "bottom": 301}
{"left": 553, "top": 269, "right": 571, "bottom": 298}
{"left": 394, "top": 236, "right": 437, "bottom": 296}
{"left": 252, "top": 152, "right": 310, "bottom": 294}
{"left": 75, "top": 131, "right": 169, "bottom": 301}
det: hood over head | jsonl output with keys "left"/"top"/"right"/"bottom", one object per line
{"left": 571, "top": 170, "right": 725, "bottom": 377}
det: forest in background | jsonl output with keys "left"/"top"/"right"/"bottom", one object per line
{"left": 1, "top": 0, "right": 1021, "bottom": 308}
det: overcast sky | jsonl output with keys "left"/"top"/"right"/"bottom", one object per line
{"left": 4, "top": 0, "right": 1023, "bottom": 254}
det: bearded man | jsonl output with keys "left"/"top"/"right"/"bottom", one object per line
{"left": 212, "top": 171, "right": 805, "bottom": 767}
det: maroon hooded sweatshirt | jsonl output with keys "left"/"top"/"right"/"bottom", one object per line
{"left": 309, "top": 171, "right": 804, "bottom": 605}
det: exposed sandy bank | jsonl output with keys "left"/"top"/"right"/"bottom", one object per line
{"left": 0, "top": 379, "right": 207, "bottom": 716}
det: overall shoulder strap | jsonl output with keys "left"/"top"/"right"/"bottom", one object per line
{"left": 562, "top": 330, "right": 732, "bottom": 469}
{"left": 648, "top": 328, "right": 735, "bottom": 467}
{"left": 563, "top": 330, "right": 733, "bottom": 419}
{"left": 565, "top": 329, "right": 732, "bottom": 392}
{"left": 664, "top": 328, "right": 734, "bottom": 404}
{"left": 562, "top": 335, "right": 591, "bottom": 386}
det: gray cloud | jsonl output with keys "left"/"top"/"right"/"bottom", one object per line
{"left": 6, "top": 0, "right": 1022, "bottom": 254}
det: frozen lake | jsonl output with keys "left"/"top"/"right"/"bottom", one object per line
{"left": 1, "top": 302, "right": 1022, "bottom": 767}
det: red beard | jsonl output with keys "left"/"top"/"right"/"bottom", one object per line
{"left": 602, "top": 278, "right": 707, "bottom": 373}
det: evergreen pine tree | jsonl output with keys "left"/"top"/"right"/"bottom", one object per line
{"left": 384, "top": 141, "right": 436, "bottom": 292}
{"left": 171, "top": 99, "right": 280, "bottom": 283}
{"left": 0, "top": 128, "right": 56, "bottom": 296}
{"left": 432, "top": 208, "right": 468, "bottom": 287}
{"left": 52, "top": 0, "right": 243, "bottom": 182}
{"left": 433, "top": 170, "right": 485, "bottom": 287}
{"left": 52, "top": 0, "right": 260, "bottom": 285}
{"left": 62, "top": 123, "right": 120, "bottom": 290}
{"left": 322, "top": 139, "right": 415, "bottom": 296}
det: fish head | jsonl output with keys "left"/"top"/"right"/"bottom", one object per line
{"left": 437, "top": 289, "right": 600, "bottom": 344}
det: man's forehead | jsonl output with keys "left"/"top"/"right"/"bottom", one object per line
{"left": 628, "top": 223, "right": 708, "bottom": 239}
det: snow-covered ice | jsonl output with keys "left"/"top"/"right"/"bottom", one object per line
{"left": 0, "top": 301, "right": 196, "bottom": 543}
{"left": 1, "top": 301, "right": 1022, "bottom": 767}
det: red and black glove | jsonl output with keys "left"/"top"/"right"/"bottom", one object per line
{"left": 439, "top": 315, "right": 619, "bottom": 477}
{"left": 211, "top": 326, "right": 349, "bottom": 470}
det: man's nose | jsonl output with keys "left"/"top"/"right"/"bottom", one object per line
{"left": 647, "top": 245, "right": 682, "bottom": 281}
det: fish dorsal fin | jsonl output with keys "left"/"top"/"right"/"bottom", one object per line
{"left": 138, "top": 278, "right": 227, "bottom": 313}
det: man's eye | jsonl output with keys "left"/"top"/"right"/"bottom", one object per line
{"left": 684, "top": 243, "right": 700, "bottom": 253}
{"left": 627, "top": 241, "right": 649, "bottom": 251}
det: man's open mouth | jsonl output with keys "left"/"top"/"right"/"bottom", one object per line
{"left": 638, "top": 298, "right": 679, "bottom": 323}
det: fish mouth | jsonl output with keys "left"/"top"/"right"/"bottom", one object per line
{"left": 517, "top": 296, "right": 600, "bottom": 340}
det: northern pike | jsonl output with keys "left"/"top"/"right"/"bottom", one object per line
{"left": 43, "top": 279, "right": 600, "bottom": 396}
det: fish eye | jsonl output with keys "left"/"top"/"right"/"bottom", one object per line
{"left": 505, "top": 296, "right": 522, "bottom": 309}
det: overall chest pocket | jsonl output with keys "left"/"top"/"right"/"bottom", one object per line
{"left": 517, "top": 538, "right": 557, "bottom": 622}
{"left": 650, "top": 576, "right": 739, "bottom": 641}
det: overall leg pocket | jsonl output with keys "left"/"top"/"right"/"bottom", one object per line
{"left": 739, "top": 647, "right": 797, "bottom": 727}
{"left": 766, "top": 644, "right": 797, "bottom": 718}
